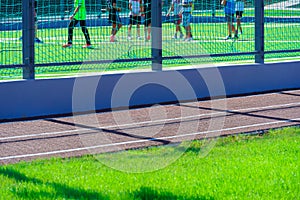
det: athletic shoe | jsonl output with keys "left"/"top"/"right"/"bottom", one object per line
{"left": 136, "top": 36, "right": 141, "bottom": 40}
{"left": 179, "top": 33, "right": 184, "bottom": 39}
{"left": 234, "top": 34, "right": 239, "bottom": 39}
{"left": 172, "top": 34, "right": 177, "bottom": 39}
{"left": 225, "top": 35, "right": 232, "bottom": 40}
{"left": 110, "top": 35, "right": 115, "bottom": 42}
{"left": 128, "top": 36, "right": 132, "bottom": 40}
{"left": 19, "top": 37, "right": 44, "bottom": 43}
{"left": 62, "top": 43, "right": 72, "bottom": 48}
{"left": 82, "top": 44, "right": 93, "bottom": 48}
{"left": 186, "top": 37, "right": 193, "bottom": 42}
{"left": 35, "top": 38, "right": 43, "bottom": 43}
{"left": 113, "top": 35, "right": 119, "bottom": 42}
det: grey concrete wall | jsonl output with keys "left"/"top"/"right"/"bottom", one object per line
{"left": 0, "top": 61, "right": 299, "bottom": 121}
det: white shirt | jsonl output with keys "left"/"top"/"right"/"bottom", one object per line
{"left": 172, "top": 0, "right": 182, "bottom": 15}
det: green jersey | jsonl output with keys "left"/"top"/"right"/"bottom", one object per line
{"left": 74, "top": 0, "right": 86, "bottom": 20}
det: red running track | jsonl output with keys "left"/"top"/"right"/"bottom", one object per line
{"left": 0, "top": 89, "right": 300, "bottom": 164}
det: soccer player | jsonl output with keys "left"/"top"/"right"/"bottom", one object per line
{"left": 19, "top": 0, "right": 43, "bottom": 43}
{"left": 166, "top": 0, "right": 184, "bottom": 39}
{"left": 181, "top": 0, "right": 193, "bottom": 41}
{"left": 235, "top": 0, "right": 244, "bottom": 36}
{"left": 108, "top": 0, "right": 122, "bottom": 42}
{"left": 62, "top": 0, "right": 92, "bottom": 48}
{"left": 128, "top": 0, "right": 142, "bottom": 40}
{"left": 222, "top": 0, "right": 238, "bottom": 40}
{"left": 142, "top": 0, "right": 151, "bottom": 41}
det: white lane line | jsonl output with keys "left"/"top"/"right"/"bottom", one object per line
{"left": 3, "top": 36, "right": 300, "bottom": 44}
{"left": 1, "top": 117, "right": 299, "bottom": 161}
{"left": 4, "top": 40, "right": 300, "bottom": 45}
{"left": 243, "top": 24, "right": 300, "bottom": 28}
{"left": 0, "top": 129, "right": 81, "bottom": 141}
{"left": 1, "top": 35, "right": 229, "bottom": 41}
{"left": 1, "top": 101, "right": 300, "bottom": 141}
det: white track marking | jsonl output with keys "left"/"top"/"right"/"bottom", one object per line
{"left": 243, "top": 23, "right": 300, "bottom": 28}
{"left": 2, "top": 38, "right": 300, "bottom": 45}
{"left": 1, "top": 117, "right": 299, "bottom": 161}
{"left": 0, "top": 129, "right": 80, "bottom": 141}
{"left": 2, "top": 34, "right": 300, "bottom": 44}
{"left": 1, "top": 101, "right": 300, "bottom": 141}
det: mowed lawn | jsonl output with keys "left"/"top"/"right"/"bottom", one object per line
{"left": 0, "top": 127, "right": 299, "bottom": 199}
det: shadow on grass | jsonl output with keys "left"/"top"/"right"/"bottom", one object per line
{"left": 133, "top": 186, "right": 214, "bottom": 200}
{"left": 0, "top": 167, "right": 108, "bottom": 199}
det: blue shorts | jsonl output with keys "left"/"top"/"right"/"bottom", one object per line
{"left": 225, "top": 13, "right": 234, "bottom": 23}
{"left": 182, "top": 12, "right": 191, "bottom": 27}
{"left": 129, "top": 15, "right": 141, "bottom": 25}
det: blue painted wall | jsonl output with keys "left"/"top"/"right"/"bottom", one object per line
{"left": 0, "top": 61, "right": 300, "bottom": 120}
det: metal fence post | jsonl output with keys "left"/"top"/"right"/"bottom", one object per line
{"left": 151, "top": 0, "right": 162, "bottom": 71}
{"left": 212, "top": 0, "right": 216, "bottom": 17}
{"left": 255, "top": 0, "right": 264, "bottom": 64}
{"left": 22, "top": 0, "right": 35, "bottom": 79}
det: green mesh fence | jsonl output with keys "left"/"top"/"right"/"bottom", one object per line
{"left": 264, "top": 0, "right": 300, "bottom": 62}
{"left": 0, "top": 0, "right": 300, "bottom": 80}
{"left": 163, "top": 0, "right": 253, "bottom": 67}
{"left": 0, "top": 0, "right": 22, "bottom": 67}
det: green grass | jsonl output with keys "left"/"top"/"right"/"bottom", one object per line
{"left": 1, "top": 21, "right": 300, "bottom": 80}
{"left": 0, "top": 127, "right": 299, "bottom": 199}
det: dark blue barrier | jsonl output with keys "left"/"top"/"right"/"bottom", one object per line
{"left": 1, "top": 61, "right": 300, "bottom": 120}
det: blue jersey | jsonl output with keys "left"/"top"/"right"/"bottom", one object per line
{"left": 224, "top": 0, "right": 235, "bottom": 14}
{"left": 129, "top": 0, "right": 141, "bottom": 15}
